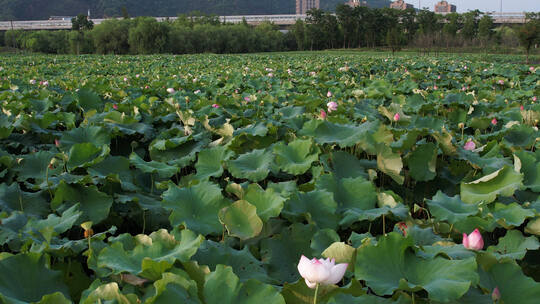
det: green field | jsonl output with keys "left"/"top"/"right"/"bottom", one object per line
{"left": 0, "top": 52, "right": 539, "bottom": 303}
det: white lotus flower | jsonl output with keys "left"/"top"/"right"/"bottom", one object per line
{"left": 297, "top": 255, "right": 348, "bottom": 289}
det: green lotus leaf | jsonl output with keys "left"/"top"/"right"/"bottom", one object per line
{"left": 243, "top": 183, "right": 285, "bottom": 222}
{"left": 67, "top": 143, "right": 109, "bottom": 170}
{"left": 35, "top": 292, "right": 72, "bottom": 304}
{"left": 233, "top": 122, "right": 268, "bottom": 137}
{"left": 407, "top": 225, "right": 443, "bottom": 246}
{"left": 60, "top": 126, "right": 110, "bottom": 150}
{"left": 227, "top": 149, "right": 273, "bottom": 182}
{"left": 194, "top": 145, "right": 234, "bottom": 180}
{"left": 0, "top": 114, "right": 14, "bottom": 139}
{"left": 376, "top": 144, "right": 404, "bottom": 185}
{"left": 432, "top": 128, "right": 457, "bottom": 155}
{"left": 490, "top": 202, "right": 535, "bottom": 227}
{"left": 0, "top": 253, "right": 70, "bottom": 303}
{"left": 340, "top": 204, "right": 409, "bottom": 226}
{"left": 515, "top": 150, "right": 540, "bottom": 192}
{"left": 427, "top": 191, "right": 479, "bottom": 224}
{"left": 407, "top": 142, "right": 438, "bottom": 182}
{"left": 311, "top": 229, "right": 340, "bottom": 256}
{"left": 478, "top": 258, "right": 540, "bottom": 304}
{"left": 27, "top": 204, "right": 81, "bottom": 236}
{"left": 417, "top": 244, "right": 476, "bottom": 260}
{"left": 0, "top": 183, "right": 50, "bottom": 218}
{"left": 487, "top": 230, "right": 540, "bottom": 260}
{"left": 322, "top": 242, "right": 355, "bottom": 269}
{"left": 328, "top": 293, "right": 409, "bottom": 304}
{"left": 219, "top": 200, "right": 263, "bottom": 240}
{"left": 97, "top": 229, "right": 203, "bottom": 280}
{"left": 273, "top": 138, "right": 319, "bottom": 175}
{"left": 316, "top": 174, "right": 377, "bottom": 213}
{"left": 146, "top": 271, "right": 201, "bottom": 304}
{"left": 149, "top": 135, "right": 209, "bottom": 168}
{"left": 282, "top": 190, "right": 339, "bottom": 230}
{"left": 430, "top": 288, "right": 493, "bottom": 304}
{"left": 162, "top": 181, "right": 230, "bottom": 235}
{"left": 503, "top": 124, "right": 538, "bottom": 148}
{"left": 300, "top": 120, "right": 378, "bottom": 149}
{"left": 51, "top": 181, "right": 113, "bottom": 224}
{"left": 460, "top": 166, "right": 523, "bottom": 204}
{"left": 77, "top": 88, "right": 103, "bottom": 112}
{"left": 355, "top": 232, "right": 478, "bottom": 302}
{"left": 260, "top": 223, "right": 315, "bottom": 283}
{"left": 267, "top": 181, "right": 297, "bottom": 198}
{"left": 193, "top": 240, "right": 271, "bottom": 283}
{"left": 453, "top": 215, "right": 499, "bottom": 233}
{"left": 525, "top": 217, "right": 540, "bottom": 235}
{"left": 328, "top": 151, "right": 369, "bottom": 179}
{"left": 80, "top": 281, "right": 138, "bottom": 304}
{"left": 129, "top": 152, "right": 178, "bottom": 179}
{"left": 203, "top": 265, "right": 285, "bottom": 304}
{"left": 88, "top": 156, "right": 137, "bottom": 190}
{"left": 282, "top": 280, "right": 340, "bottom": 304}
{"left": 12, "top": 151, "right": 62, "bottom": 184}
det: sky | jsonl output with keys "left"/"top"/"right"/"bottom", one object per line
{"left": 403, "top": 0, "right": 540, "bottom": 13}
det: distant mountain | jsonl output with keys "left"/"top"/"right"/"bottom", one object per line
{"left": 0, "top": 0, "right": 392, "bottom": 21}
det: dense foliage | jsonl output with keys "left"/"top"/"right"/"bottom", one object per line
{"left": 4, "top": 8, "right": 538, "bottom": 56}
{"left": 0, "top": 52, "right": 539, "bottom": 303}
{"left": 0, "top": 0, "right": 391, "bottom": 21}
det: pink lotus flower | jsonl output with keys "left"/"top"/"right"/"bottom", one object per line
{"left": 533, "top": 96, "right": 537, "bottom": 102}
{"left": 29, "top": 79, "right": 36, "bottom": 85}
{"left": 136, "top": 74, "right": 140, "bottom": 78}
{"left": 320, "top": 109, "right": 327, "bottom": 120}
{"left": 212, "top": 104, "right": 220, "bottom": 108}
{"left": 167, "top": 88, "right": 175, "bottom": 94}
{"left": 267, "top": 73, "right": 273, "bottom": 77}
{"left": 437, "top": 75, "right": 441, "bottom": 80}
{"left": 55, "top": 139, "right": 60, "bottom": 147}
{"left": 297, "top": 255, "right": 348, "bottom": 289}
{"left": 145, "top": 85, "right": 149, "bottom": 89}
{"left": 492, "top": 287, "right": 501, "bottom": 302}
{"left": 327, "top": 91, "right": 332, "bottom": 98}
{"left": 530, "top": 66, "right": 535, "bottom": 72}
{"left": 327, "top": 101, "right": 338, "bottom": 113}
{"left": 244, "top": 97, "right": 251, "bottom": 102}
{"left": 464, "top": 140, "right": 476, "bottom": 151}
{"left": 521, "top": 105, "right": 525, "bottom": 111}
{"left": 491, "top": 118, "right": 498, "bottom": 125}
{"left": 498, "top": 80, "right": 504, "bottom": 85}
{"left": 113, "top": 104, "right": 118, "bottom": 110}
{"left": 123, "top": 77, "right": 128, "bottom": 82}
{"left": 433, "top": 85, "right": 438, "bottom": 90}
{"left": 463, "top": 229, "right": 484, "bottom": 250}
{"left": 194, "top": 90, "right": 201, "bottom": 94}
{"left": 393, "top": 113, "right": 400, "bottom": 122}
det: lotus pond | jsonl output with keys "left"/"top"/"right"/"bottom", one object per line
{"left": 0, "top": 52, "right": 539, "bottom": 303}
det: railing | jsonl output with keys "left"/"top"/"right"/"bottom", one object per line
{"left": 0, "top": 13, "right": 527, "bottom": 31}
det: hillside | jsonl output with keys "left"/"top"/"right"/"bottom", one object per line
{"left": 0, "top": 0, "right": 391, "bottom": 21}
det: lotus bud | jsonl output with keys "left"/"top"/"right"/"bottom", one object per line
{"left": 55, "top": 139, "right": 60, "bottom": 147}
{"left": 113, "top": 104, "right": 118, "bottom": 110}
{"left": 167, "top": 88, "right": 175, "bottom": 94}
{"left": 327, "top": 91, "right": 332, "bottom": 98}
{"left": 29, "top": 79, "right": 36, "bottom": 85}
{"left": 491, "top": 118, "right": 497, "bottom": 125}
{"left": 520, "top": 105, "right": 525, "bottom": 111}
{"left": 212, "top": 104, "right": 220, "bottom": 108}
{"left": 498, "top": 80, "right": 504, "bottom": 85}
{"left": 458, "top": 122, "right": 465, "bottom": 129}
{"left": 320, "top": 109, "right": 327, "bottom": 120}
{"left": 393, "top": 113, "right": 401, "bottom": 122}
{"left": 533, "top": 96, "right": 537, "bottom": 102}
{"left": 492, "top": 287, "right": 501, "bottom": 302}
{"left": 297, "top": 256, "right": 348, "bottom": 289}
{"left": 462, "top": 229, "right": 484, "bottom": 250}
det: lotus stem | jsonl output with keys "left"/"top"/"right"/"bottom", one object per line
{"left": 313, "top": 283, "right": 319, "bottom": 304}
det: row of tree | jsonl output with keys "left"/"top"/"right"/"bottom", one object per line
{"left": 1, "top": 7, "right": 539, "bottom": 57}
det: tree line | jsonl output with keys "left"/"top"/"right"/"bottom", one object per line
{"left": 1, "top": 7, "right": 538, "bottom": 56}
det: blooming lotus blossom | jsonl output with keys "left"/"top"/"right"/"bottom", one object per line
{"left": 123, "top": 77, "right": 128, "bottom": 82}
{"left": 327, "top": 102, "right": 338, "bottom": 112}
{"left": 212, "top": 104, "right": 220, "bottom": 108}
{"left": 145, "top": 85, "right": 149, "bottom": 89}
{"left": 464, "top": 140, "right": 476, "bottom": 151}
{"left": 393, "top": 113, "right": 400, "bottom": 122}
{"left": 433, "top": 85, "right": 438, "bottom": 90}
{"left": 136, "top": 74, "right": 140, "bottom": 78}
{"left": 167, "top": 88, "right": 175, "bottom": 94}
{"left": 533, "top": 96, "right": 537, "bottom": 102}
{"left": 267, "top": 73, "right": 273, "bottom": 77}
{"left": 491, "top": 118, "right": 498, "bottom": 125}
{"left": 492, "top": 287, "right": 501, "bottom": 302}
{"left": 297, "top": 256, "right": 348, "bottom": 289}
{"left": 29, "top": 79, "right": 36, "bottom": 85}
{"left": 244, "top": 97, "right": 251, "bottom": 102}
{"left": 320, "top": 109, "right": 327, "bottom": 120}
{"left": 463, "top": 229, "right": 484, "bottom": 250}
{"left": 437, "top": 75, "right": 441, "bottom": 79}
{"left": 113, "top": 104, "right": 118, "bottom": 110}
{"left": 194, "top": 90, "right": 201, "bottom": 94}
{"left": 327, "top": 91, "right": 332, "bottom": 98}
{"left": 530, "top": 66, "right": 535, "bottom": 72}
{"left": 498, "top": 80, "right": 504, "bottom": 85}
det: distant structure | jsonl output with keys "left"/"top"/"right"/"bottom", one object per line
{"left": 390, "top": 0, "right": 413, "bottom": 10}
{"left": 296, "top": 0, "right": 320, "bottom": 15}
{"left": 434, "top": 1, "right": 456, "bottom": 13}
{"left": 347, "top": 0, "right": 368, "bottom": 8}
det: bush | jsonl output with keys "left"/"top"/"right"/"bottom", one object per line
{"left": 128, "top": 17, "right": 169, "bottom": 54}
{"left": 92, "top": 19, "right": 131, "bottom": 54}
